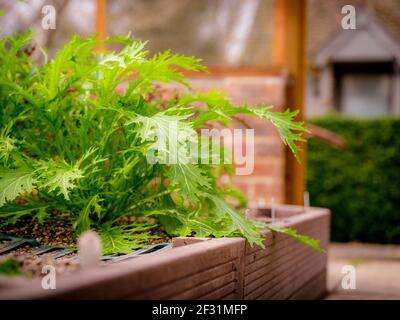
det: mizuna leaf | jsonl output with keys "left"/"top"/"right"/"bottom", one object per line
{"left": 249, "top": 107, "right": 306, "bottom": 161}
{"left": 0, "top": 167, "right": 36, "bottom": 206}
{"left": 98, "top": 223, "right": 158, "bottom": 255}
{"left": 39, "top": 164, "right": 83, "bottom": 200}
{"left": 0, "top": 134, "right": 17, "bottom": 164}
{"left": 75, "top": 195, "right": 104, "bottom": 234}
{"left": 259, "top": 222, "right": 325, "bottom": 253}
{"left": 0, "top": 205, "right": 49, "bottom": 227}
{"left": 169, "top": 163, "right": 211, "bottom": 198}
{"left": 128, "top": 112, "right": 211, "bottom": 197}
{"left": 179, "top": 90, "right": 306, "bottom": 161}
{"left": 205, "top": 193, "right": 265, "bottom": 247}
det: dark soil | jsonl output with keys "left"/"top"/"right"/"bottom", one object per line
{"left": 1, "top": 219, "right": 74, "bottom": 246}
{"left": 0, "top": 216, "right": 171, "bottom": 278}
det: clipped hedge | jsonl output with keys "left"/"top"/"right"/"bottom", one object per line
{"left": 307, "top": 116, "right": 400, "bottom": 243}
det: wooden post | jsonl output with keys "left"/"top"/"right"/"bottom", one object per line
{"left": 273, "top": 0, "right": 307, "bottom": 205}
{"left": 95, "top": 0, "right": 107, "bottom": 40}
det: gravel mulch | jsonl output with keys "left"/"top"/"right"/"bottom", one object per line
{"left": 0, "top": 217, "right": 171, "bottom": 279}
{"left": 1, "top": 218, "right": 74, "bottom": 247}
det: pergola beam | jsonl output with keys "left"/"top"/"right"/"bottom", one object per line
{"left": 95, "top": 0, "right": 107, "bottom": 40}
{"left": 273, "top": 0, "right": 307, "bottom": 205}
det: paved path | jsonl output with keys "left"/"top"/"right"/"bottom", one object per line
{"left": 326, "top": 243, "right": 400, "bottom": 300}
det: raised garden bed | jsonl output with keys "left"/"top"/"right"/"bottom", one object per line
{"left": 0, "top": 205, "right": 330, "bottom": 300}
{"left": 1, "top": 33, "right": 328, "bottom": 300}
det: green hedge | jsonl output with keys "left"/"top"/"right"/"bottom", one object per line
{"left": 307, "top": 116, "right": 400, "bottom": 243}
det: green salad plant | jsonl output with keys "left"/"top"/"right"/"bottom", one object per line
{"left": 0, "top": 33, "right": 321, "bottom": 254}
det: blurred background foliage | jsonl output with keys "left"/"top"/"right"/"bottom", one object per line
{"left": 307, "top": 117, "right": 400, "bottom": 243}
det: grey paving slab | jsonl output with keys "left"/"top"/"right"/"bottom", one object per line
{"left": 326, "top": 243, "right": 400, "bottom": 300}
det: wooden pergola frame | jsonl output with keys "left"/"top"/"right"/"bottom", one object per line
{"left": 94, "top": 0, "right": 307, "bottom": 206}
{"left": 273, "top": 0, "right": 307, "bottom": 206}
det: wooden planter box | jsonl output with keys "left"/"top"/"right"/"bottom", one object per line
{"left": 0, "top": 205, "right": 330, "bottom": 300}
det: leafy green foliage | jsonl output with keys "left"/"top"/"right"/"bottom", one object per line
{"left": 261, "top": 223, "right": 324, "bottom": 252}
{"left": 0, "top": 33, "right": 312, "bottom": 253}
{"left": 205, "top": 193, "right": 265, "bottom": 247}
{"left": 0, "top": 259, "right": 22, "bottom": 276}
{"left": 308, "top": 116, "right": 400, "bottom": 243}
{"left": 99, "top": 223, "right": 158, "bottom": 255}
{"left": 38, "top": 161, "right": 83, "bottom": 200}
{"left": 180, "top": 91, "right": 306, "bottom": 159}
{"left": 0, "top": 168, "right": 36, "bottom": 206}
{"left": 251, "top": 108, "right": 306, "bottom": 160}
{"left": 0, "top": 204, "right": 49, "bottom": 227}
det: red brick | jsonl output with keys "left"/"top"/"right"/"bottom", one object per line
{"left": 253, "top": 182, "right": 284, "bottom": 201}
{"left": 255, "top": 140, "right": 284, "bottom": 157}
{"left": 222, "top": 77, "right": 286, "bottom": 107}
{"left": 252, "top": 159, "right": 283, "bottom": 177}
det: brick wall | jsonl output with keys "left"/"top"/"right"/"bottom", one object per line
{"left": 189, "top": 75, "right": 288, "bottom": 203}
